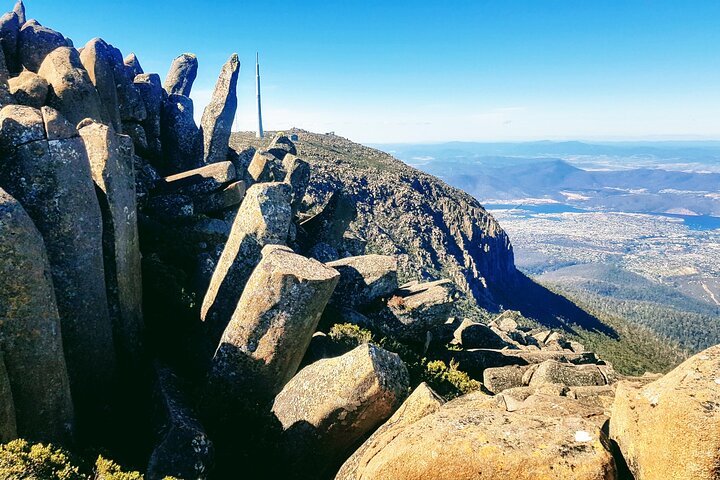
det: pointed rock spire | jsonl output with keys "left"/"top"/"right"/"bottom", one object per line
{"left": 200, "top": 53, "right": 239, "bottom": 164}
{"left": 12, "top": 1, "right": 24, "bottom": 25}
{"left": 164, "top": 53, "right": 197, "bottom": 96}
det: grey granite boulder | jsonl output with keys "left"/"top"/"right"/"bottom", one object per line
{"left": 79, "top": 120, "right": 143, "bottom": 370}
{"left": 161, "top": 93, "right": 202, "bottom": 173}
{"left": 18, "top": 19, "right": 67, "bottom": 72}
{"left": 452, "top": 318, "right": 510, "bottom": 349}
{"left": 527, "top": 360, "right": 611, "bottom": 388}
{"left": 0, "top": 187, "right": 74, "bottom": 443}
{"left": 164, "top": 53, "right": 197, "bottom": 96}
{"left": 272, "top": 343, "right": 409, "bottom": 477}
{"left": 134, "top": 73, "right": 164, "bottom": 160}
{"left": 80, "top": 38, "right": 121, "bottom": 130}
{"left": 0, "top": 12, "right": 19, "bottom": 74}
{"left": 38, "top": 46, "right": 105, "bottom": 126}
{"left": 326, "top": 254, "right": 398, "bottom": 307}
{"left": 300, "top": 190, "right": 357, "bottom": 250}
{"left": 124, "top": 52, "right": 143, "bottom": 77}
{"left": 204, "top": 245, "right": 339, "bottom": 412}
{"left": 8, "top": 70, "right": 47, "bottom": 108}
{"left": 200, "top": 53, "right": 239, "bottom": 165}
{"left": 201, "top": 182, "right": 292, "bottom": 348}
{"left": 281, "top": 154, "right": 310, "bottom": 213}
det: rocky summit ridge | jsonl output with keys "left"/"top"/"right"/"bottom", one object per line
{"left": 0, "top": 2, "right": 716, "bottom": 479}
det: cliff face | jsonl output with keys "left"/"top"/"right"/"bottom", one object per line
{"left": 233, "top": 130, "right": 516, "bottom": 307}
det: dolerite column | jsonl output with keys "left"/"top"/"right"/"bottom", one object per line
{"left": 200, "top": 182, "right": 292, "bottom": 354}
{"left": 0, "top": 105, "right": 116, "bottom": 432}
{"left": 200, "top": 53, "right": 239, "bottom": 165}
{"left": 0, "top": 188, "right": 73, "bottom": 443}
{"left": 78, "top": 120, "right": 144, "bottom": 371}
{"left": 203, "top": 245, "right": 339, "bottom": 417}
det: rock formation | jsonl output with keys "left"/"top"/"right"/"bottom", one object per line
{"left": 0, "top": 104, "right": 116, "bottom": 430}
{"left": 164, "top": 53, "right": 197, "bottom": 97}
{"left": 0, "top": 5, "right": 713, "bottom": 480}
{"left": 200, "top": 182, "right": 292, "bottom": 348}
{"left": 78, "top": 120, "right": 144, "bottom": 369}
{"left": 272, "top": 343, "right": 410, "bottom": 477}
{"left": 0, "top": 187, "right": 74, "bottom": 443}
{"left": 204, "top": 245, "right": 339, "bottom": 410}
{"left": 200, "top": 53, "right": 239, "bottom": 165}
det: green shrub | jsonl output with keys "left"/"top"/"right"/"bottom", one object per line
{"left": 328, "top": 323, "right": 373, "bottom": 348}
{"left": 0, "top": 439, "right": 83, "bottom": 480}
{"left": 422, "top": 359, "right": 482, "bottom": 399}
{"left": 94, "top": 456, "right": 144, "bottom": 480}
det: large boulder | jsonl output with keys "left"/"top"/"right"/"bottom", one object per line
{"left": 0, "top": 105, "right": 116, "bottom": 430}
{"left": 79, "top": 38, "right": 121, "bottom": 130}
{"left": 300, "top": 190, "right": 357, "bottom": 251}
{"left": 204, "top": 245, "right": 339, "bottom": 413}
{"left": 8, "top": 70, "right": 47, "bottom": 108}
{"left": 17, "top": 19, "right": 67, "bottom": 72}
{"left": 200, "top": 53, "right": 239, "bottom": 165}
{"left": 272, "top": 343, "right": 409, "bottom": 477}
{"left": 37, "top": 47, "right": 105, "bottom": 126}
{"left": 346, "top": 390, "right": 617, "bottom": 480}
{"left": 0, "top": 12, "right": 19, "bottom": 74}
{"left": 124, "top": 52, "right": 143, "bottom": 77}
{"left": 610, "top": 345, "right": 720, "bottom": 480}
{"left": 0, "top": 187, "right": 74, "bottom": 443}
{"left": 368, "top": 279, "right": 459, "bottom": 343}
{"left": 164, "top": 53, "right": 197, "bottom": 96}
{"left": 78, "top": 120, "right": 143, "bottom": 370}
{"left": 326, "top": 255, "right": 398, "bottom": 307}
{"left": 336, "top": 382, "right": 444, "bottom": 480}
{"left": 200, "top": 182, "right": 292, "bottom": 349}
{"left": 160, "top": 93, "right": 202, "bottom": 173}
{"left": 282, "top": 153, "right": 310, "bottom": 213}
{"left": 527, "top": 360, "right": 612, "bottom": 388}
{"left": 452, "top": 318, "right": 510, "bottom": 349}
{"left": 134, "top": 73, "right": 164, "bottom": 160}
{"left": 483, "top": 364, "right": 531, "bottom": 394}
{"left": 146, "top": 364, "right": 213, "bottom": 480}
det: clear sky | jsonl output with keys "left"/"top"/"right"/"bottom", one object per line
{"left": 20, "top": 0, "right": 720, "bottom": 143}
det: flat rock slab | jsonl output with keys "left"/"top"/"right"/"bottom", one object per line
{"left": 156, "top": 161, "right": 237, "bottom": 196}
{"left": 326, "top": 254, "right": 398, "bottom": 307}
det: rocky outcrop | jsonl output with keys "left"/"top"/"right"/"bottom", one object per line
{"left": 160, "top": 93, "right": 201, "bottom": 173}
{"left": 80, "top": 38, "right": 121, "bottom": 130}
{"left": 272, "top": 343, "right": 409, "bottom": 477}
{"left": 236, "top": 131, "right": 517, "bottom": 306}
{"left": 147, "top": 364, "right": 213, "bottom": 480}
{"left": 124, "top": 52, "right": 143, "bottom": 77}
{"left": 326, "top": 255, "right": 398, "bottom": 307}
{"left": 200, "top": 53, "right": 239, "bottom": 165}
{"left": 0, "top": 187, "right": 74, "bottom": 443}
{"left": 201, "top": 182, "right": 292, "bottom": 347}
{"left": 78, "top": 120, "right": 143, "bottom": 369}
{"left": 0, "top": 12, "right": 19, "bottom": 74}
{"left": 204, "top": 245, "right": 339, "bottom": 411}
{"left": 452, "top": 318, "right": 510, "bottom": 349}
{"left": 37, "top": 46, "right": 105, "bottom": 126}
{"left": 164, "top": 53, "right": 197, "bottom": 97}
{"left": 0, "top": 104, "right": 115, "bottom": 429}
{"left": 611, "top": 345, "right": 720, "bottom": 479}
{"left": 282, "top": 153, "right": 310, "bottom": 213}
{"left": 8, "top": 70, "right": 46, "bottom": 108}
{"left": 134, "top": 73, "right": 163, "bottom": 159}
{"left": 344, "top": 390, "right": 617, "bottom": 479}
{"left": 17, "top": 20, "right": 67, "bottom": 72}
{"left": 336, "top": 382, "right": 444, "bottom": 480}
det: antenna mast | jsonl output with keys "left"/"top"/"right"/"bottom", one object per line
{"left": 256, "top": 52, "right": 264, "bottom": 139}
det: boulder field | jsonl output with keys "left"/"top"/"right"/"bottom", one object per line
{"left": 0, "top": 2, "right": 714, "bottom": 479}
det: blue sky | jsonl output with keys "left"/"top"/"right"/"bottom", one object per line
{"left": 21, "top": 0, "right": 720, "bottom": 142}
